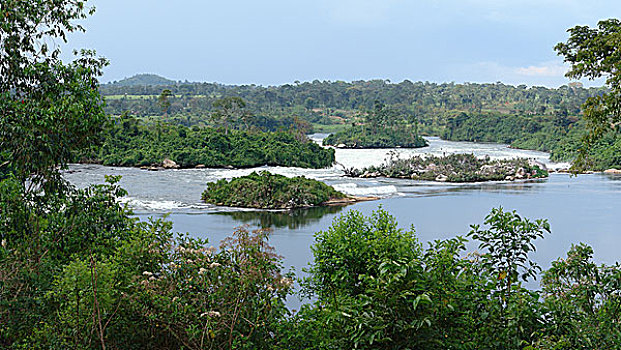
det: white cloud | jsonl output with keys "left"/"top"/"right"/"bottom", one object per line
{"left": 457, "top": 60, "right": 605, "bottom": 87}
{"left": 515, "top": 61, "right": 567, "bottom": 77}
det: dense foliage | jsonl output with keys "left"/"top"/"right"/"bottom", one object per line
{"left": 97, "top": 75, "right": 620, "bottom": 170}
{"left": 0, "top": 0, "right": 108, "bottom": 186}
{"left": 441, "top": 112, "right": 578, "bottom": 151}
{"left": 323, "top": 102, "right": 427, "bottom": 148}
{"left": 556, "top": 19, "right": 621, "bottom": 170}
{"left": 100, "top": 76, "right": 601, "bottom": 127}
{"left": 76, "top": 116, "right": 334, "bottom": 169}
{"left": 277, "top": 207, "right": 621, "bottom": 350}
{"left": 0, "top": 176, "right": 293, "bottom": 349}
{"left": 202, "top": 171, "right": 347, "bottom": 209}
{"left": 441, "top": 108, "right": 621, "bottom": 170}
{"left": 346, "top": 152, "right": 548, "bottom": 182}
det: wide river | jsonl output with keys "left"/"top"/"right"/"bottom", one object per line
{"left": 66, "top": 136, "right": 620, "bottom": 302}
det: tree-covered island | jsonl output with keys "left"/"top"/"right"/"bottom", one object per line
{"left": 75, "top": 115, "right": 335, "bottom": 169}
{"left": 345, "top": 153, "right": 549, "bottom": 182}
{"left": 202, "top": 171, "right": 375, "bottom": 209}
{"left": 322, "top": 101, "right": 428, "bottom": 148}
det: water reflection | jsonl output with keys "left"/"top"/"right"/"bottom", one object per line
{"left": 395, "top": 178, "right": 548, "bottom": 198}
{"left": 602, "top": 173, "right": 621, "bottom": 181}
{"left": 212, "top": 205, "right": 345, "bottom": 229}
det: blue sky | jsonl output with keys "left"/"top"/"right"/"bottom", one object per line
{"left": 63, "top": 0, "right": 621, "bottom": 87}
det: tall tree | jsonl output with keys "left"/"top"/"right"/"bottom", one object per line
{"left": 0, "top": 0, "right": 108, "bottom": 189}
{"left": 556, "top": 19, "right": 621, "bottom": 169}
{"left": 157, "top": 88, "right": 173, "bottom": 115}
{"left": 212, "top": 96, "right": 246, "bottom": 134}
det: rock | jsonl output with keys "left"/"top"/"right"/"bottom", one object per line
{"left": 435, "top": 174, "right": 448, "bottom": 182}
{"left": 604, "top": 168, "right": 621, "bottom": 174}
{"left": 505, "top": 175, "right": 515, "bottom": 181}
{"left": 224, "top": 165, "right": 234, "bottom": 169}
{"left": 360, "top": 171, "right": 380, "bottom": 178}
{"left": 140, "top": 165, "right": 149, "bottom": 170}
{"left": 515, "top": 167, "right": 526, "bottom": 179}
{"left": 195, "top": 164, "right": 205, "bottom": 168}
{"left": 147, "top": 166, "right": 160, "bottom": 171}
{"left": 479, "top": 164, "right": 497, "bottom": 176}
{"left": 426, "top": 163, "right": 438, "bottom": 171}
{"left": 528, "top": 159, "right": 548, "bottom": 171}
{"left": 162, "top": 158, "right": 179, "bottom": 169}
{"left": 337, "top": 143, "right": 346, "bottom": 148}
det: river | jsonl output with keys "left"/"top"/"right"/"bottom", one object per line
{"left": 65, "top": 136, "right": 621, "bottom": 303}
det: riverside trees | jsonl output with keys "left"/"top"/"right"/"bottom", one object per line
{"left": 556, "top": 19, "right": 621, "bottom": 170}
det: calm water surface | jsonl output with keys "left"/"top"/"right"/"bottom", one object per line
{"left": 65, "top": 137, "right": 620, "bottom": 283}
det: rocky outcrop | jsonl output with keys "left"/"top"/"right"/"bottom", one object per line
{"left": 345, "top": 154, "right": 549, "bottom": 183}
{"left": 162, "top": 158, "right": 179, "bottom": 169}
{"left": 604, "top": 168, "right": 621, "bottom": 174}
{"left": 528, "top": 159, "right": 548, "bottom": 171}
{"left": 435, "top": 174, "right": 448, "bottom": 182}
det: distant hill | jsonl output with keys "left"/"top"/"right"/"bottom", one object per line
{"left": 106, "top": 74, "right": 176, "bottom": 87}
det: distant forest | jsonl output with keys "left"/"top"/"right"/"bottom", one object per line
{"left": 99, "top": 74, "right": 621, "bottom": 169}
{"left": 101, "top": 75, "right": 603, "bottom": 124}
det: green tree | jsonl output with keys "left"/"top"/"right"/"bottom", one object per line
{"left": 212, "top": 96, "right": 247, "bottom": 134}
{"left": 468, "top": 207, "right": 550, "bottom": 349}
{"left": 556, "top": 19, "right": 621, "bottom": 169}
{"left": 0, "top": 0, "right": 108, "bottom": 189}
{"left": 157, "top": 88, "right": 173, "bottom": 115}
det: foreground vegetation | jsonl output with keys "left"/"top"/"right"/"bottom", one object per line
{"left": 76, "top": 115, "right": 334, "bottom": 169}
{"left": 4, "top": 183, "right": 621, "bottom": 349}
{"left": 202, "top": 171, "right": 349, "bottom": 209}
{"left": 346, "top": 153, "right": 549, "bottom": 182}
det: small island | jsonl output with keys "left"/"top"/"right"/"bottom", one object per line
{"left": 322, "top": 102, "right": 428, "bottom": 149}
{"left": 345, "top": 153, "right": 549, "bottom": 182}
{"left": 202, "top": 171, "right": 375, "bottom": 209}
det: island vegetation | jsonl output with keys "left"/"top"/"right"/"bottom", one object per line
{"left": 76, "top": 115, "right": 334, "bottom": 169}
{"left": 345, "top": 153, "right": 549, "bottom": 182}
{"left": 202, "top": 171, "right": 356, "bottom": 209}
{"left": 322, "top": 101, "right": 427, "bottom": 148}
